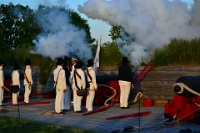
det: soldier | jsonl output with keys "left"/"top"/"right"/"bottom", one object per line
{"left": 71, "top": 61, "right": 85, "bottom": 113}
{"left": 53, "top": 58, "right": 67, "bottom": 114}
{"left": 0, "top": 60, "right": 4, "bottom": 106}
{"left": 85, "top": 59, "right": 97, "bottom": 112}
{"left": 62, "top": 56, "right": 71, "bottom": 111}
{"left": 11, "top": 63, "right": 21, "bottom": 105}
{"left": 118, "top": 57, "right": 133, "bottom": 109}
{"left": 24, "top": 59, "right": 33, "bottom": 104}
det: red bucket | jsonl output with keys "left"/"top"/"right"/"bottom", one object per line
{"left": 143, "top": 98, "right": 154, "bottom": 107}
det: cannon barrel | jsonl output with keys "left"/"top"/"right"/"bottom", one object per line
{"left": 174, "top": 76, "right": 200, "bottom": 98}
{"left": 96, "top": 74, "right": 117, "bottom": 84}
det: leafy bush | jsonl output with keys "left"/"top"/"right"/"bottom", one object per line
{"left": 99, "top": 42, "right": 123, "bottom": 68}
{"left": 150, "top": 38, "right": 200, "bottom": 66}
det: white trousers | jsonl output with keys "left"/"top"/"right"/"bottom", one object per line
{"left": 55, "top": 90, "right": 64, "bottom": 113}
{"left": 24, "top": 85, "right": 31, "bottom": 103}
{"left": 72, "top": 88, "right": 83, "bottom": 112}
{"left": 12, "top": 92, "right": 19, "bottom": 105}
{"left": 0, "top": 88, "right": 4, "bottom": 105}
{"left": 86, "top": 90, "right": 95, "bottom": 111}
{"left": 119, "top": 81, "right": 131, "bottom": 108}
{"left": 62, "top": 86, "right": 71, "bottom": 110}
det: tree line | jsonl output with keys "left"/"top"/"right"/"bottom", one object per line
{"left": 0, "top": 3, "right": 95, "bottom": 53}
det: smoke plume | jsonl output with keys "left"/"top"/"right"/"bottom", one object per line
{"left": 33, "top": 6, "right": 92, "bottom": 62}
{"left": 78, "top": 0, "right": 200, "bottom": 65}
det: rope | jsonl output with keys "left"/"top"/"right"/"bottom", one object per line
{"left": 173, "top": 83, "right": 200, "bottom": 96}
{"left": 82, "top": 84, "right": 118, "bottom": 116}
{"left": 133, "top": 91, "right": 143, "bottom": 103}
{"left": 96, "top": 84, "right": 117, "bottom": 106}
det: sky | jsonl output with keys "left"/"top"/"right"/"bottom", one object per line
{"left": 1, "top": 0, "right": 199, "bottom": 65}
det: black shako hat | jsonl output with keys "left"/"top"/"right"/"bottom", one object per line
{"left": 87, "top": 59, "right": 93, "bottom": 67}
{"left": 25, "top": 59, "right": 31, "bottom": 65}
{"left": 121, "top": 57, "right": 130, "bottom": 64}
{"left": 75, "top": 61, "right": 82, "bottom": 68}
{"left": 56, "top": 58, "right": 64, "bottom": 65}
{"left": 14, "top": 63, "right": 21, "bottom": 70}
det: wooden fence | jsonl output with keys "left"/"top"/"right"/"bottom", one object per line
{"left": 136, "top": 66, "right": 200, "bottom": 100}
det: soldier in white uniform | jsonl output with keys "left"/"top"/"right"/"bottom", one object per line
{"left": 53, "top": 58, "right": 67, "bottom": 114}
{"left": 85, "top": 59, "right": 97, "bottom": 112}
{"left": 0, "top": 60, "right": 4, "bottom": 106}
{"left": 24, "top": 59, "right": 33, "bottom": 104}
{"left": 71, "top": 61, "right": 85, "bottom": 113}
{"left": 11, "top": 63, "right": 21, "bottom": 105}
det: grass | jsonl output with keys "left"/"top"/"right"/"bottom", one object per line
{"left": 150, "top": 37, "right": 200, "bottom": 66}
{"left": 0, "top": 115, "right": 97, "bottom": 133}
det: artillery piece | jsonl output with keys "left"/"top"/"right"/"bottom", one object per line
{"left": 164, "top": 76, "right": 200, "bottom": 124}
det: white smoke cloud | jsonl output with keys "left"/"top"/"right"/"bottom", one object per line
{"left": 116, "top": 39, "right": 148, "bottom": 65}
{"left": 191, "top": 0, "right": 200, "bottom": 25}
{"left": 78, "top": 0, "right": 200, "bottom": 65}
{"left": 33, "top": 7, "right": 92, "bottom": 62}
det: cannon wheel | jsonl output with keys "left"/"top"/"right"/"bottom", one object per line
{"left": 194, "top": 110, "right": 200, "bottom": 124}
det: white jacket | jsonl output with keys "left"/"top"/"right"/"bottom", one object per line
{"left": 24, "top": 65, "right": 33, "bottom": 86}
{"left": 71, "top": 68, "right": 86, "bottom": 90}
{"left": 12, "top": 70, "right": 20, "bottom": 88}
{"left": 53, "top": 65, "right": 67, "bottom": 91}
{"left": 85, "top": 67, "right": 97, "bottom": 91}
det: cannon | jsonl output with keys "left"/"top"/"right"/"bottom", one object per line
{"left": 173, "top": 76, "right": 200, "bottom": 98}
{"left": 164, "top": 76, "right": 200, "bottom": 124}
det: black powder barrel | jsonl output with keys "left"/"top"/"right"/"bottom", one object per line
{"left": 174, "top": 76, "right": 200, "bottom": 98}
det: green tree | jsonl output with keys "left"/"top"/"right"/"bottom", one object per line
{"left": 100, "top": 42, "right": 123, "bottom": 67}
{"left": 0, "top": 3, "right": 41, "bottom": 52}
{"left": 0, "top": 23, "right": 3, "bottom": 46}
{"left": 109, "top": 25, "right": 135, "bottom": 45}
{"left": 15, "top": 5, "right": 41, "bottom": 49}
{"left": 109, "top": 25, "right": 121, "bottom": 42}
{"left": 0, "top": 3, "right": 17, "bottom": 51}
{"left": 0, "top": 4, "right": 94, "bottom": 52}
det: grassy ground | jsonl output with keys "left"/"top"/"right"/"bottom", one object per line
{"left": 0, "top": 115, "right": 97, "bottom": 133}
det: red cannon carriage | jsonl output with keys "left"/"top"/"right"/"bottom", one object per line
{"left": 164, "top": 76, "right": 200, "bottom": 124}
